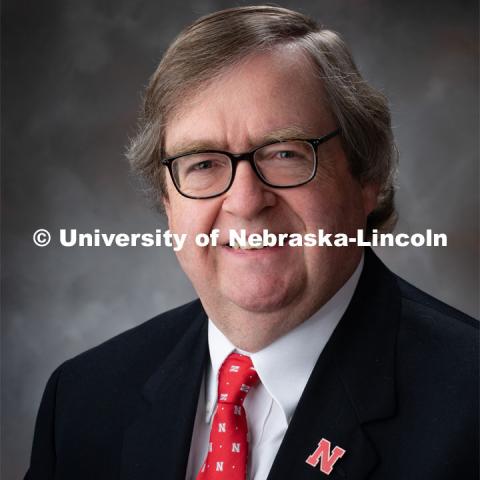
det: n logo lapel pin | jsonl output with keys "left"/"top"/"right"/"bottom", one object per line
{"left": 306, "top": 438, "right": 346, "bottom": 475}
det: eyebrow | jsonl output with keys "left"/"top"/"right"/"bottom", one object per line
{"left": 165, "top": 126, "right": 317, "bottom": 158}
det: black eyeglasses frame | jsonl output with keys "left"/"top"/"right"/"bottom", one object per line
{"left": 161, "top": 128, "right": 341, "bottom": 200}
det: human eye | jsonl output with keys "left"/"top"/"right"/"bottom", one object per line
{"left": 189, "top": 159, "right": 216, "bottom": 171}
{"left": 275, "top": 150, "right": 298, "bottom": 159}
{"left": 258, "top": 141, "right": 311, "bottom": 162}
{"left": 176, "top": 153, "right": 229, "bottom": 179}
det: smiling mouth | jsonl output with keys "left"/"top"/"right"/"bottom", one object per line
{"left": 225, "top": 239, "right": 271, "bottom": 250}
{"left": 220, "top": 230, "right": 297, "bottom": 250}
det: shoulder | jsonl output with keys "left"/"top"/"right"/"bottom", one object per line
{"left": 362, "top": 249, "right": 477, "bottom": 395}
{"left": 52, "top": 298, "right": 206, "bottom": 394}
{"left": 395, "top": 274, "right": 477, "bottom": 350}
{"left": 364, "top": 249, "right": 477, "bottom": 344}
{"left": 392, "top": 274, "right": 478, "bottom": 410}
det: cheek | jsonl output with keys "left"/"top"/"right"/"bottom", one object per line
{"left": 292, "top": 186, "right": 341, "bottom": 229}
{"left": 294, "top": 182, "right": 367, "bottom": 235}
{"left": 168, "top": 204, "right": 208, "bottom": 280}
{"left": 165, "top": 195, "right": 224, "bottom": 259}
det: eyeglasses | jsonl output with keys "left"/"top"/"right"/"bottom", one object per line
{"left": 161, "top": 128, "right": 341, "bottom": 199}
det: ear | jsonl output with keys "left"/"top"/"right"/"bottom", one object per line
{"left": 161, "top": 176, "right": 173, "bottom": 221}
{"left": 163, "top": 195, "right": 172, "bottom": 222}
{"left": 361, "top": 182, "right": 380, "bottom": 216}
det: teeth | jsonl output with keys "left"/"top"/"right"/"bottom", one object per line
{"left": 230, "top": 239, "right": 265, "bottom": 250}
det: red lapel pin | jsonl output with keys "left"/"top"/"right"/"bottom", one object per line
{"left": 305, "top": 438, "right": 346, "bottom": 475}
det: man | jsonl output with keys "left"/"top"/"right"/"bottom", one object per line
{"left": 26, "top": 6, "right": 478, "bottom": 480}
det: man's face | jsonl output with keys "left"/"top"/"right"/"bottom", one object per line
{"left": 163, "top": 48, "right": 377, "bottom": 347}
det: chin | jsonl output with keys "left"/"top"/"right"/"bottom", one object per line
{"left": 222, "top": 282, "right": 302, "bottom": 314}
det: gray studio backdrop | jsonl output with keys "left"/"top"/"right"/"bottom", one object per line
{"left": 2, "top": 0, "right": 478, "bottom": 478}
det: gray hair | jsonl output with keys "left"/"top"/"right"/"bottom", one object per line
{"left": 127, "top": 5, "right": 398, "bottom": 233}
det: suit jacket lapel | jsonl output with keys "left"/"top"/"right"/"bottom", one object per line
{"left": 268, "top": 249, "right": 401, "bottom": 480}
{"left": 121, "top": 305, "right": 208, "bottom": 480}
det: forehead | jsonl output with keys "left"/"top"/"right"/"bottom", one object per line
{"left": 164, "top": 48, "right": 334, "bottom": 155}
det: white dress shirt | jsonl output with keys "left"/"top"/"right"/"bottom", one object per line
{"left": 185, "top": 256, "right": 363, "bottom": 479}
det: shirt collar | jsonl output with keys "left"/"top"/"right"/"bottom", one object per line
{"left": 206, "top": 254, "right": 364, "bottom": 423}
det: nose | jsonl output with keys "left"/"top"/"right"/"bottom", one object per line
{"left": 222, "top": 161, "right": 276, "bottom": 220}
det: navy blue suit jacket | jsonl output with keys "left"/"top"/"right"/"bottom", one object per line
{"left": 26, "top": 250, "right": 479, "bottom": 479}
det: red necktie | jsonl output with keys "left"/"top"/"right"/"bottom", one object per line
{"left": 196, "top": 353, "right": 259, "bottom": 479}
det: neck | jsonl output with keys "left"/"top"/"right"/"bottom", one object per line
{"left": 206, "top": 301, "right": 322, "bottom": 352}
